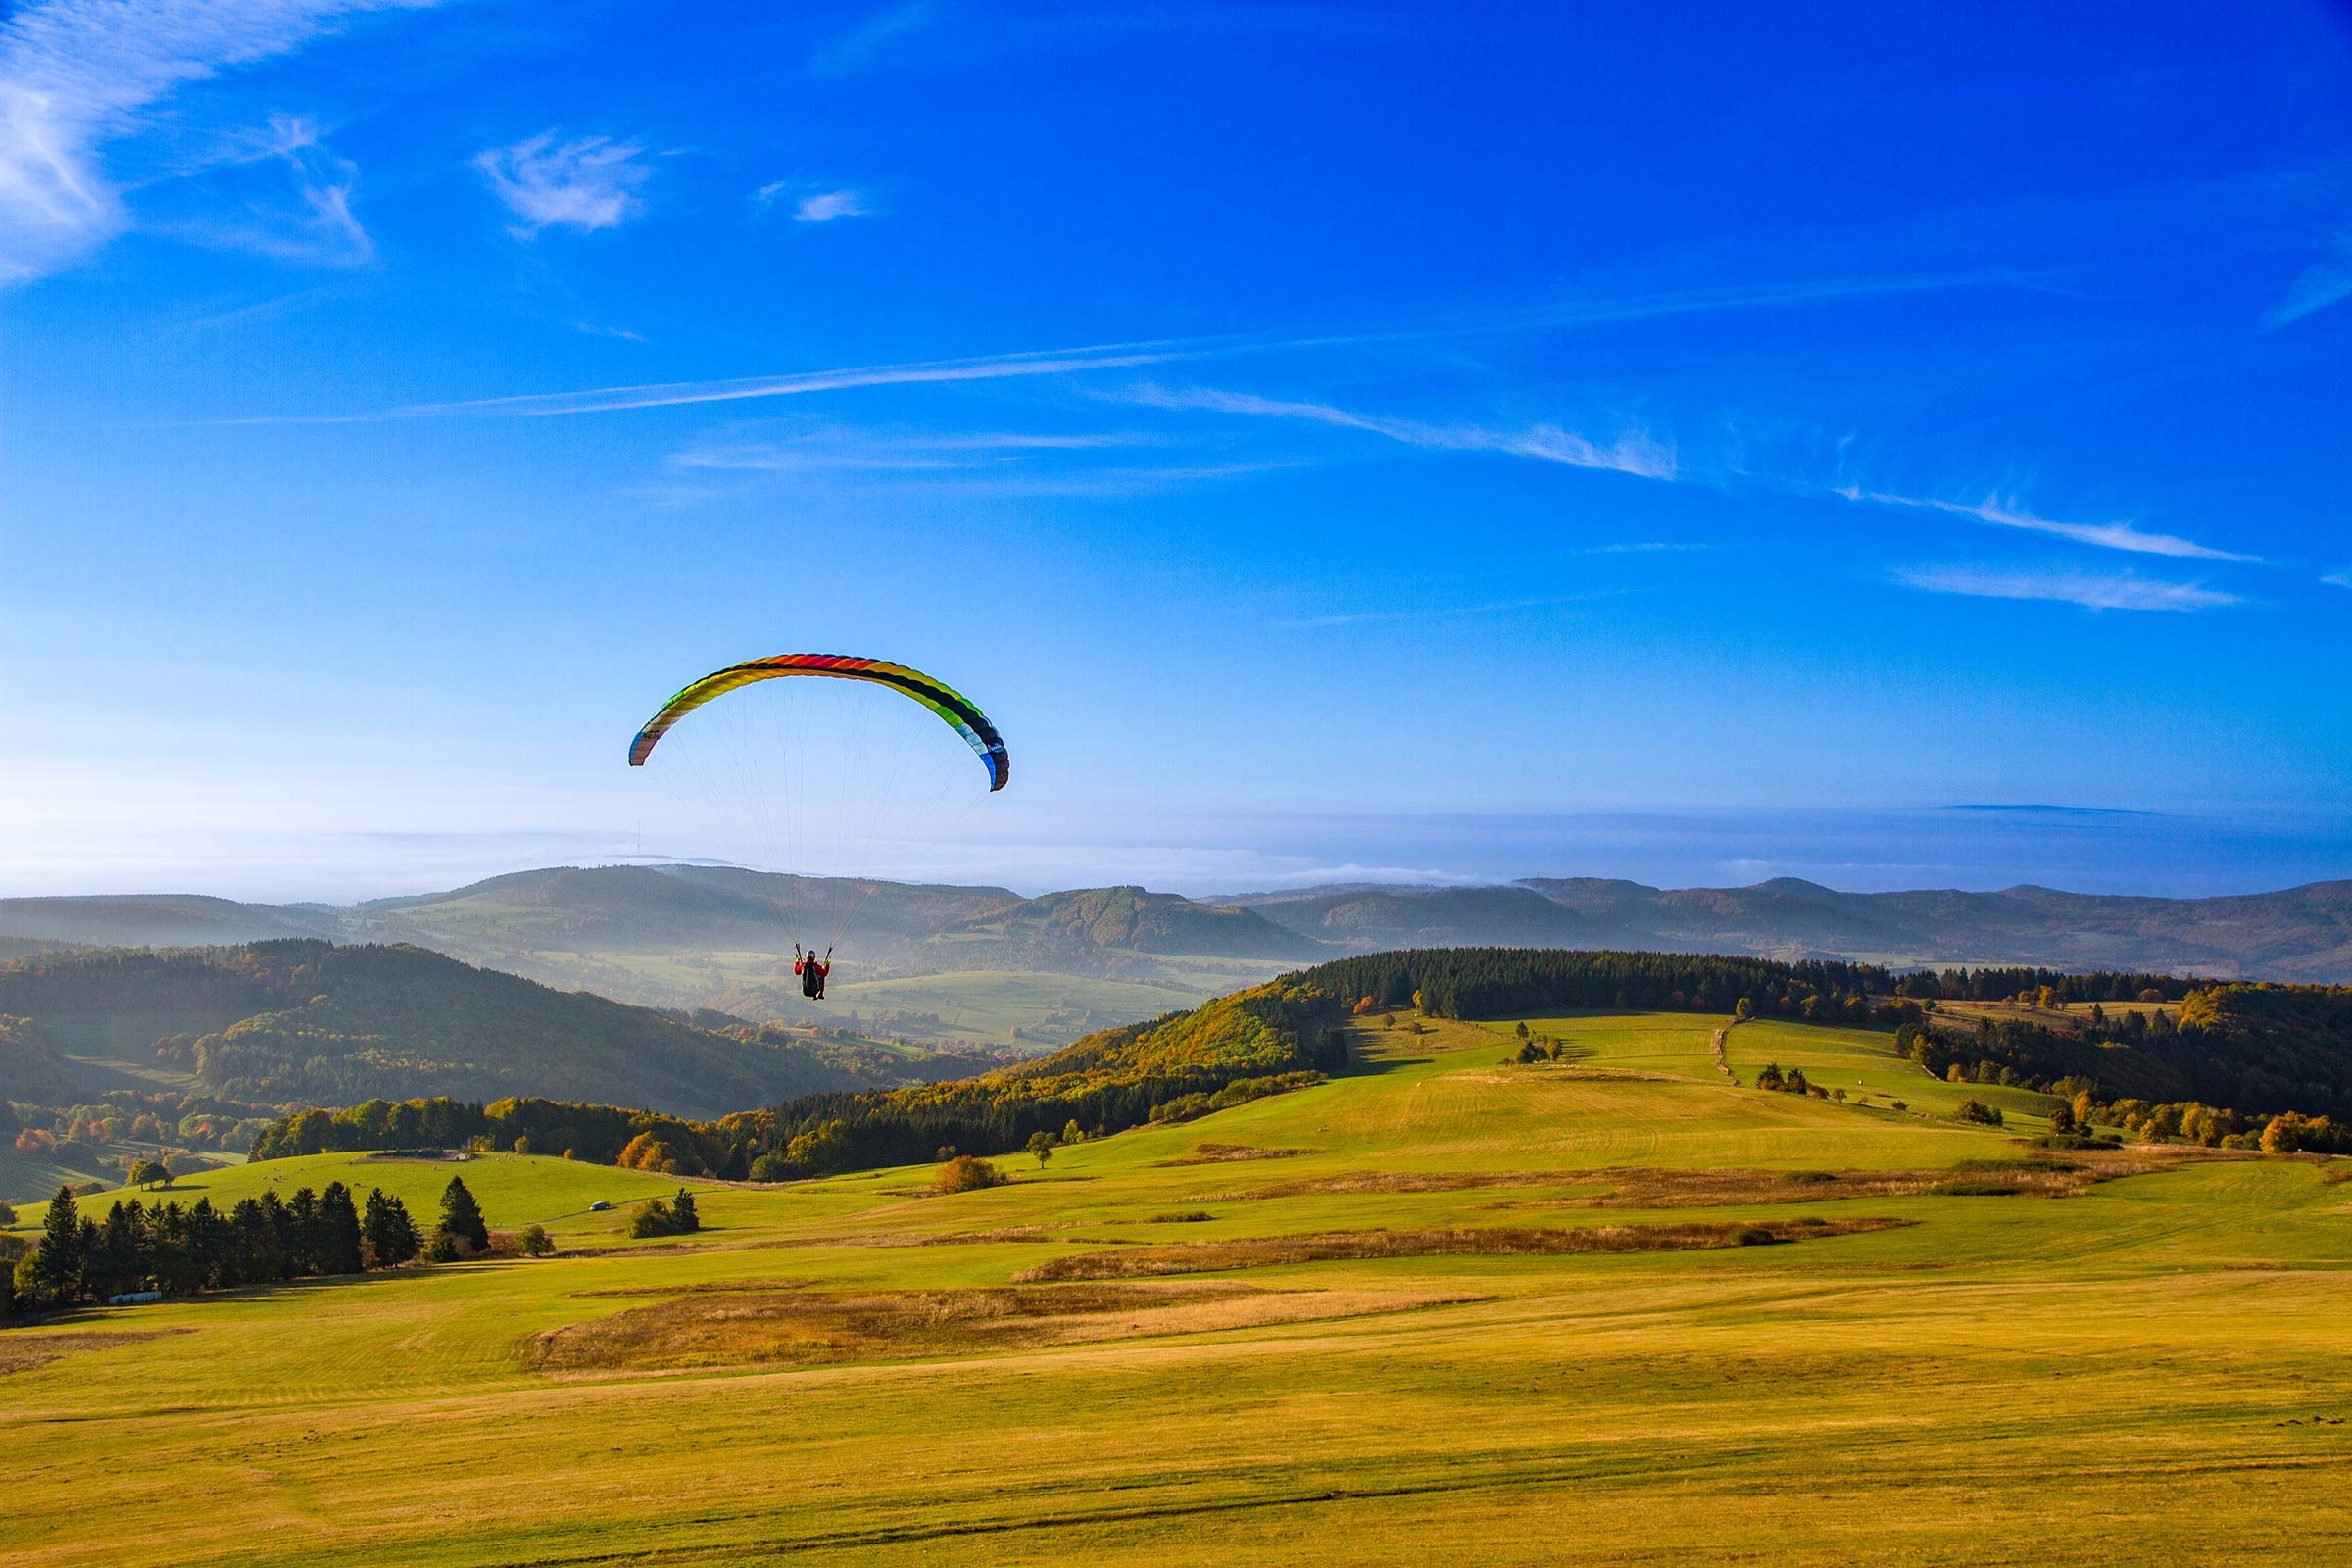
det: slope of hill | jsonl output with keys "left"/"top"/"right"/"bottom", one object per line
{"left": 9, "top": 1004, "right": 2350, "bottom": 1568}
{"left": 0, "top": 894, "right": 339, "bottom": 950}
{"left": 0, "top": 941, "right": 964, "bottom": 1120}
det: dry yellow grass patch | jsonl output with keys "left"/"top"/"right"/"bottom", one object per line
{"left": 525, "top": 1280, "right": 1479, "bottom": 1373}
{"left": 1013, "top": 1217, "right": 1912, "bottom": 1282}
{"left": 1157, "top": 1142, "right": 1320, "bottom": 1165}
{"left": 0, "top": 1327, "right": 187, "bottom": 1376}
{"left": 1485, "top": 1152, "right": 2184, "bottom": 1208}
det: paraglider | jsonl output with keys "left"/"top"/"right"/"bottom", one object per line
{"left": 795, "top": 943, "right": 831, "bottom": 1000}
{"left": 628, "top": 653, "right": 1008, "bottom": 790}
{"left": 627, "top": 654, "right": 1009, "bottom": 1000}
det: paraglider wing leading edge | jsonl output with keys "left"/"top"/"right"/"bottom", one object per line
{"left": 627, "top": 654, "right": 1009, "bottom": 791}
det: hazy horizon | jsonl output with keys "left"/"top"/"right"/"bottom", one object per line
{"left": 7, "top": 803, "right": 2347, "bottom": 906}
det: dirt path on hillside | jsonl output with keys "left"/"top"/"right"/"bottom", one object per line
{"left": 1710, "top": 1019, "right": 1744, "bottom": 1084}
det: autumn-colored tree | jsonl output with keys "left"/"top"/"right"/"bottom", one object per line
{"left": 933, "top": 1156, "right": 1007, "bottom": 1195}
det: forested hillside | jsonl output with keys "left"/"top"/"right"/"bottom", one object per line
{"left": 0, "top": 941, "right": 977, "bottom": 1120}
{"left": 250, "top": 975, "right": 1351, "bottom": 1181}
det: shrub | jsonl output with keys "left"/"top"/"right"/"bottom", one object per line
{"left": 933, "top": 1156, "right": 1007, "bottom": 1195}
{"left": 1953, "top": 1098, "right": 2004, "bottom": 1127}
{"left": 627, "top": 1191, "right": 703, "bottom": 1239}
{"left": 514, "top": 1224, "right": 555, "bottom": 1258}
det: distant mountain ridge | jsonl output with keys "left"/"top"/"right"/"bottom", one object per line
{"left": 5, "top": 863, "right": 2352, "bottom": 987}
{"left": 1231, "top": 875, "right": 2352, "bottom": 980}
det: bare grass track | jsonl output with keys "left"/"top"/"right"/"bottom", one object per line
{"left": 526, "top": 1280, "right": 1486, "bottom": 1372}
{"left": 0, "top": 1327, "right": 188, "bottom": 1376}
{"left": 1012, "top": 1217, "right": 1914, "bottom": 1281}
{"left": 1156, "top": 1141, "right": 1320, "bottom": 1165}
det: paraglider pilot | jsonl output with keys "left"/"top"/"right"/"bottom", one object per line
{"left": 795, "top": 943, "right": 832, "bottom": 1001}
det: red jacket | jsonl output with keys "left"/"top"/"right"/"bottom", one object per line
{"left": 795, "top": 956, "right": 829, "bottom": 977}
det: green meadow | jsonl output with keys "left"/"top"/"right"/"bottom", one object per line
{"left": 6, "top": 1009, "right": 2350, "bottom": 1566}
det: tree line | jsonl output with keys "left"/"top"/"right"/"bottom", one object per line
{"left": 1887, "top": 967, "right": 2202, "bottom": 1004}
{"left": 2, "top": 1175, "right": 500, "bottom": 1316}
{"left": 1306, "top": 948, "right": 1901, "bottom": 1024}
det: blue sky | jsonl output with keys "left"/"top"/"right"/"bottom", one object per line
{"left": 4, "top": 0, "right": 2350, "bottom": 900}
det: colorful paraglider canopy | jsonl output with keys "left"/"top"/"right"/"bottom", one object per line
{"left": 628, "top": 654, "right": 1009, "bottom": 791}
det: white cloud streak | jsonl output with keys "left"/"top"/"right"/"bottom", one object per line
{"left": 672, "top": 426, "right": 1170, "bottom": 472}
{"left": 0, "top": 0, "right": 432, "bottom": 284}
{"left": 794, "top": 187, "right": 869, "bottom": 222}
{"left": 1121, "top": 383, "right": 1677, "bottom": 481}
{"left": 385, "top": 340, "right": 1226, "bottom": 418}
{"left": 2262, "top": 228, "right": 2352, "bottom": 329}
{"left": 472, "top": 131, "right": 649, "bottom": 238}
{"left": 1840, "top": 487, "right": 2256, "bottom": 563}
{"left": 2324, "top": 567, "right": 2351, "bottom": 590}
{"left": 809, "top": 1, "right": 935, "bottom": 75}
{"left": 1894, "top": 566, "right": 2241, "bottom": 612}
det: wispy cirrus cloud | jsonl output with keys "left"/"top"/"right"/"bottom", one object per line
{"left": 793, "top": 187, "right": 871, "bottom": 222}
{"left": 383, "top": 340, "right": 1227, "bottom": 418}
{"left": 2324, "top": 567, "right": 2351, "bottom": 590}
{"left": 1895, "top": 565, "right": 2240, "bottom": 612}
{"left": 810, "top": 1, "right": 937, "bottom": 75}
{"left": 1120, "top": 383, "right": 1677, "bottom": 481}
{"left": 163, "top": 113, "right": 372, "bottom": 266}
{"left": 472, "top": 131, "right": 650, "bottom": 238}
{"left": 1840, "top": 487, "right": 2256, "bottom": 563}
{"left": 660, "top": 423, "right": 1286, "bottom": 497}
{"left": 673, "top": 425, "right": 1172, "bottom": 472}
{"left": 0, "top": 0, "right": 435, "bottom": 284}
{"left": 2262, "top": 227, "right": 2352, "bottom": 329}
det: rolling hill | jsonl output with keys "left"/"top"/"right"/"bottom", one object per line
{"left": 9, "top": 865, "right": 2352, "bottom": 1054}
{"left": 9, "top": 994, "right": 2351, "bottom": 1566}
{"left": 0, "top": 940, "right": 976, "bottom": 1121}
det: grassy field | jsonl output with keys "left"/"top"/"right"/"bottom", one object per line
{"left": 5, "top": 1009, "right": 2349, "bottom": 1566}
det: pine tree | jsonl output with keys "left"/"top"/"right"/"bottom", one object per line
{"left": 671, "top": 1189, "right": 700, "bottom": 1234}
{"left": 437, "top": 1176, "right": 488, "bottom": 1253}
{"left": 318, "top": 1183, "right": 365, "bottom": 1275}
{"left": 32, "top": 1185, "right": 84, "bottom": 1304}
{"left": 285, "top": 1187, "right": 322, "bottom": 1277}
{"left": 362, "top": 1189, "right": 420, "bottom": 1268}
